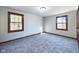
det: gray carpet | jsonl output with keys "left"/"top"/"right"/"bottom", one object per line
{"left": 0, "top": 33, "right": 78, "bottom": 53}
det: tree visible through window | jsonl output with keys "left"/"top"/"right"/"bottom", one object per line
{"left": 56, "top": 15, "right": 68, "bottom": 31}
{"left": 8, "top": 12, "right": 24, "bottom": 32}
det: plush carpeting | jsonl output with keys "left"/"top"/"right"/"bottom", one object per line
{"left": 0, "top": 33, "right": 78, "bottom": 53}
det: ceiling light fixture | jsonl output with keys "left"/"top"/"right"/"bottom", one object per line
{"left": 40, "top": 7, "right": 46, "bottom": 11}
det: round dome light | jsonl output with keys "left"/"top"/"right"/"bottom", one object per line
{"left": 40, "top": 7, "right": 46, "bottom": 11}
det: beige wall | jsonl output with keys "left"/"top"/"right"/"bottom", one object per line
{"left": 0, "top": 7, "right": 43, "bottom": 42}
{"left": 43, "top": 10, "right": 77, "bottom": 38}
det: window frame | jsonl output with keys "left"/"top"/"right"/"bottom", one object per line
{"left": 8, "top": 12, "right": 24, "bottom": 33}
{"left": 56, "top": 15, "right": 68, "bottom": 31}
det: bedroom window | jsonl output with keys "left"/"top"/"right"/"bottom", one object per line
{"left": 56, "top": 15, "right": 68, "bottom": 31}
{"left": 8, "top": 12, "right": 24, "bottom": 33}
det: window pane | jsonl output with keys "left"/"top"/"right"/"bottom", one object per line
{"left": 18, "top": 23, "right": 22, "bottom": 30}
{"left": 62, "top": 23, "right": 66, "bottom": 29}
{"left": 14, "top": 23, "right": 19, "bottom": 30}
{"left": 62, "top": 17, "right": 66, "bottom": 20}
{"left": 57, "top": 24, "right": 62, "bottom": 29}
{"left": 57, "top": 17, "right": 66, "bottom": 23}
{"left": 10, "top": 23, "right": 15, "bottom": 30}
{"left": 57, "top": 18, "right": 62, "bottom": 23}
{"left": 15, "top": 15, "right": 19, "bottom": 22}
{"left": 18, "top": 16, "right": 22, "bottom": 22}
{"left": 10, "top": 14, "right": 15, "bottom": 22}
{"left": 63, "top": 19, "right": 66, "bottom": 23}
{"left": 62, "top": 17, "right": 66, "bottom": 23}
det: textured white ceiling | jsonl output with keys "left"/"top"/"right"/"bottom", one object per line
{"left": 8, "top": 6, "right": 78, "bottom": 17}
